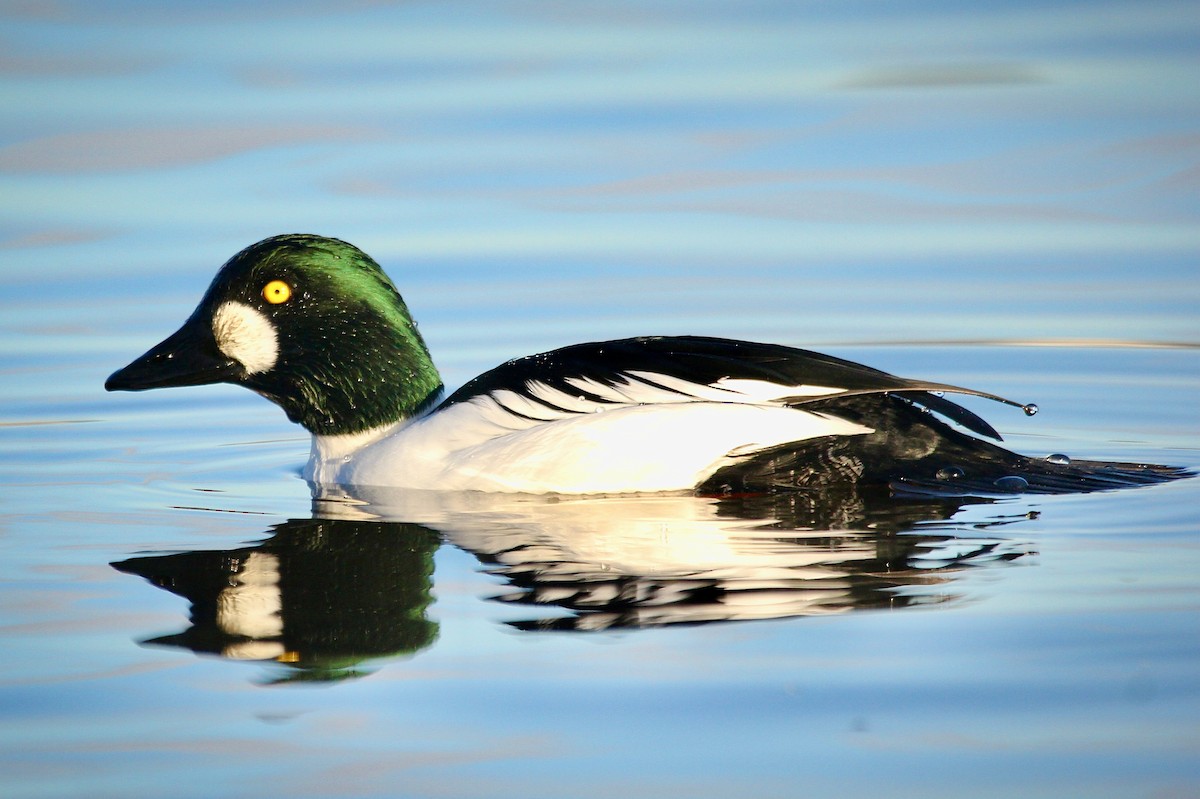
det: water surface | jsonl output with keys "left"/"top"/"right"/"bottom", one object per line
{"left": 1, "top": 3, "right": 1198, "bottom": 798}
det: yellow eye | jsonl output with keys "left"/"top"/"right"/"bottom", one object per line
{"left": 262, "top": 279, "right": 292, "bottom": 304}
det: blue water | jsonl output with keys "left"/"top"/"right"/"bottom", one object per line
{"left": 2, "top": 3, "right": 1199, "bottom": 798}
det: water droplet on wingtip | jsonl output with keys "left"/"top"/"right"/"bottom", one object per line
{"left": 1022, "top": 403, "right": 1039, "bottom": 416}
{"left": 994, "top": 475, "right": 1029, "bottom": 493}
{"left": 1045, "top": 453, "right": 1071, "bottom": 465}
{"left": 936, "top": 466, "right": 965, "bottom": 481}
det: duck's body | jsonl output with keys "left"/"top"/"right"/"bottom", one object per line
{"left": 106, "top": 235, "right": 1188, "bottom": 496}
{"left": 305, "top": 337, "right": 882, "bottom": 493}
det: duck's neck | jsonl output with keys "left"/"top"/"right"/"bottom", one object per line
{"left": 305, "top": 419, "right": 399, "bottom": 486}
{"left": 267, "top": 357, "right": 442, "bottom": 438}
{"left": 256, "top": 295, "right": 444, "bottom": 436}
{"left": 304, "top": 386, "right": 443, "bottom": 484}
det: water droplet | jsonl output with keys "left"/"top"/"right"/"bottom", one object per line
{"left": 936, "top": 466, "right": 965, "bottom": 481}
{"left": 1045, "top": 453, "right": 1071, "bottom": 465}
{"left": 1022, "top": 403, "right": 1039, "bottom": 416}
{"left": 994, "top": 475, "right": 1029, "bottom": 492}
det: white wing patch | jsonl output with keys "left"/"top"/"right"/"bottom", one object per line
{"left": 709, "top": 376, "right": 845, "bottom": 400}
{"left": 488, "top": 388, "right": 569, "bottom": 422}
{"left": 212, "top": 301, "right": 279, "bottom": 374}
{"left": 496, "top": 370, "right": 847, "bottom": 423}
{"left": 524, "top": 380, "right": 615, "bottom": 412}
{"left": 629, "top": 371, "right": 846, "bottom": 403}
{"left": 563, "top": 375, "right": 636, "bottom": 404}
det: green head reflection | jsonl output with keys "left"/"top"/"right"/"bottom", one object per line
{"left": 113, "top": 518, "right": 440, "bottom": 684}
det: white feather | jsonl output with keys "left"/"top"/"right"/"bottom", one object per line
{"left": 563, "top": 375, "right": 635, "bottom": 403}
{"left": 710, "top": 376, "right": 845, "bottom": 400}
{"left": 625, "top": 371, "right": 846, "bottom": 402}
{"left": 490, "top": 388, "right": 568, "bottom": 421}
{"left": 312, "top": 399, "right": 872, "bottom": 494}
{"left": 211, "top": 301, "right": 278, "bottom": 374}
{"left": 523, "top": 380, "right": 610, "bottom": 412}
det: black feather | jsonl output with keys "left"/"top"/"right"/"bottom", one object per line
{"left": 701, "top": 394, "right": 1191, "bottom": 496}
{"left": 441, "top": 336, "right": 1019, "bottom": 439}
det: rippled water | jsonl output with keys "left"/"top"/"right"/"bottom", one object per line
{"left": 2, "top": 3, "right": 1199, "bottom": 798}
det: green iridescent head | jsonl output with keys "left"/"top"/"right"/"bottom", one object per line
{"left": 106, "top": 234, "right": 443, "bottom": 436}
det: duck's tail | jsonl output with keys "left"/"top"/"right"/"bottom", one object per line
{"left": 888, "top": 454, "right": 1192, "bottom": 497}
{"left": 703, "top": 394, "right": 1193, "bottom": 497}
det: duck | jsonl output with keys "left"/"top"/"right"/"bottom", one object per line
{"left": 106, "top": 234, "right": 1188, "bottom": 496}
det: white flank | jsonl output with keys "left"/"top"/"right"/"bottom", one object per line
{"left": 306, "top": 365, "right": 867, "bottom": 494}
{"left": 306, "top": 421, "right": 407, "bottom": 485}
{"left": 212, "top": 300, "right": 279, "bottom": 374}
{"left": 323, "top": 400, "right": 873, "bottom": 494}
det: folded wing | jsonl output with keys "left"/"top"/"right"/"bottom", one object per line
{"left": 440, "top": 335, "right": 1024, "bottom": 441}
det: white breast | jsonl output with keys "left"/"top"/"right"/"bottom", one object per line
{"left": 309, "top": 399, "right": 872, "bottom": 494}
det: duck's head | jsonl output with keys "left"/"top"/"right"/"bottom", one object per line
{"left": 106, "top": 234, "right": 443, "bottom": 436}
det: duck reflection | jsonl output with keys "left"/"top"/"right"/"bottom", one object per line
{"left": 114, "top": 487, "right": 1034, "bottom": 681}
{"left": 329, "top": 486, "right": 1033, "bottom": 631}
{"left": 113, "top": 519, "right": 440, "bottom": 683}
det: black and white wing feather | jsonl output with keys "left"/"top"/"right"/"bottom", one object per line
{"left": 440, "top": 336, "right": 1025, "bottom": 441}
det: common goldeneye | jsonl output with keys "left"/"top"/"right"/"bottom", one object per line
{"left": 106, "top": 234, "right": 1188, "bottom": 495}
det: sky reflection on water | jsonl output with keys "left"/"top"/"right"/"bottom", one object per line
{"left": 3, "top": 1, "right": 1198, "bottom": 354}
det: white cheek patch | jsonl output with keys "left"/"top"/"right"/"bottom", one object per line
{"left": 215, "top": 551, "right": 284, "bottom": 642}
{"left": 212, "top": 300, "right": 279, "bottom": 374}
